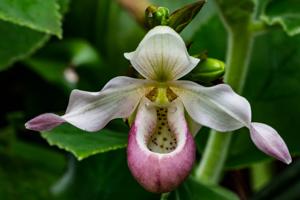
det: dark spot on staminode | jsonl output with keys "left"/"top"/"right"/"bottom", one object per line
{"left": 163, "top": 137, "right": 167, "bottom": 141}
{"left": 161, "top": 122, "right": 165, "bottom": 125}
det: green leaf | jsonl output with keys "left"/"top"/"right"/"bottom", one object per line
{"left": 0, "top": 20, "right": 49, "bottom": 70}
{"left": 52, "top": 150, "right": 159, "bottom": 200}
{"left": 0, "top": 130, "right": 66, "bottom": 200}
{"left": 168, "top": 178, "right": 239, "bottom": 200}
{"left": 41, "top": 124, "right": 128, "bottom": 160}
{"left": 0, "top": 0, "right": 69, "bottom": 70}
{"left": 0, "top": 0, "right": 62, "bottom": 37}
{"left": 260, "top": 0, "right": 300, "bottom": 36}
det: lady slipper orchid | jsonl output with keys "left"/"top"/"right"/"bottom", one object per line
{"left": 25, "top": 26, "right": 291, "bottom": 193}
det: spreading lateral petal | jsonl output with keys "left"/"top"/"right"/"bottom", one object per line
{"left": 26, "top": 76, "right": 150, "bottom": 132}
{"left": 171, "top": 80, "right": 251, "bottom": 132}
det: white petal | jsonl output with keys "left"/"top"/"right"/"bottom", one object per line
{"left": 171, "top": 80, "right": 251, "bottom": 132}
{"left": 26, "top": 76, "right": 151, "bottom": 132}
{"left": 124, "top": 26, "right": 199, "bottom": 81}
{"left": 62, "top": 76, "right": 150, "bottom": 131}
{"left": 250, "top": 122, "right": 292, "bottom": 164}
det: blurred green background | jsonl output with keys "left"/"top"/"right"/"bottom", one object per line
{"left": 0, "top": 0, "right": 299, "bottom": 199}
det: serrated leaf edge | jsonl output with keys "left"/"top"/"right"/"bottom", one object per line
{"left": 0, "top": 34, "right": 50, "bottom": 71}
{"left": 0, "top": 0, "right": 62, "bottom": 38}
{"left": 41, "top": 133, "right": 127, "bottom": 161}
{"left": 260, "top": 14, "right": 300, "bottom": 36}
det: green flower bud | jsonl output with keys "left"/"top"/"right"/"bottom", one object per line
{"left": 145, "top": 6, "right": 169, "bottom": 29}
{"left": 189, "top": 58, "right": 225, "bottom": 83}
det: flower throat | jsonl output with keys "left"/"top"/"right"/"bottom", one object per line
{"left": 145, "top": 87, "right": 179, "bottom": 153}
{"left": 147, "top": 107, "right": 177, "bottom": 154}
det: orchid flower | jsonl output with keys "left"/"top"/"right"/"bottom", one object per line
{"left": 25, "top": 26, "right": 291, "bottom": 193}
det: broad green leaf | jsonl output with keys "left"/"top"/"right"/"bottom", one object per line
{"left": 0, "top": 127, "right": 66, "bottom": 200}
{"left": 260, "top": 0, "right": 300, "bottom": 36}
{"left": 41, "top": 124, "right": 128, "bottom": 160}
{"left": 0, "top": 0, "right": 62, "bottom": 37}
{"left": 52, "top": 150, "right": 159, "bottom": 200}
{"left": 0, "top": 20, "right": 49, "bottom": 70}
{"left": 0, "top": 0, "right": 69, "bottom": 70}
{"left": 168, "top": 178, "right": 239, "bottom": 200}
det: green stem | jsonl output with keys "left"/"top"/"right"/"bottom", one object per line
{"left": 195, "top": 27, "right": 254, "bottom": 184}
{"left": 195, "top": 130, "right": 232, "bottom": 184}
{"left": 250, "top": 162, "right": 273, "bottom": 191}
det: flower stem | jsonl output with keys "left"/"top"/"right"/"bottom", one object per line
{"left": 250, "top": 162, "right": 273, "bottom": 191}
{"left": 195, "top": 26, "right": 254, "bottom": 184}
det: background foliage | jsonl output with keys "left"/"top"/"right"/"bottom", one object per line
{"left": 0, "top": 0, "right": 299, "bottom": 199}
